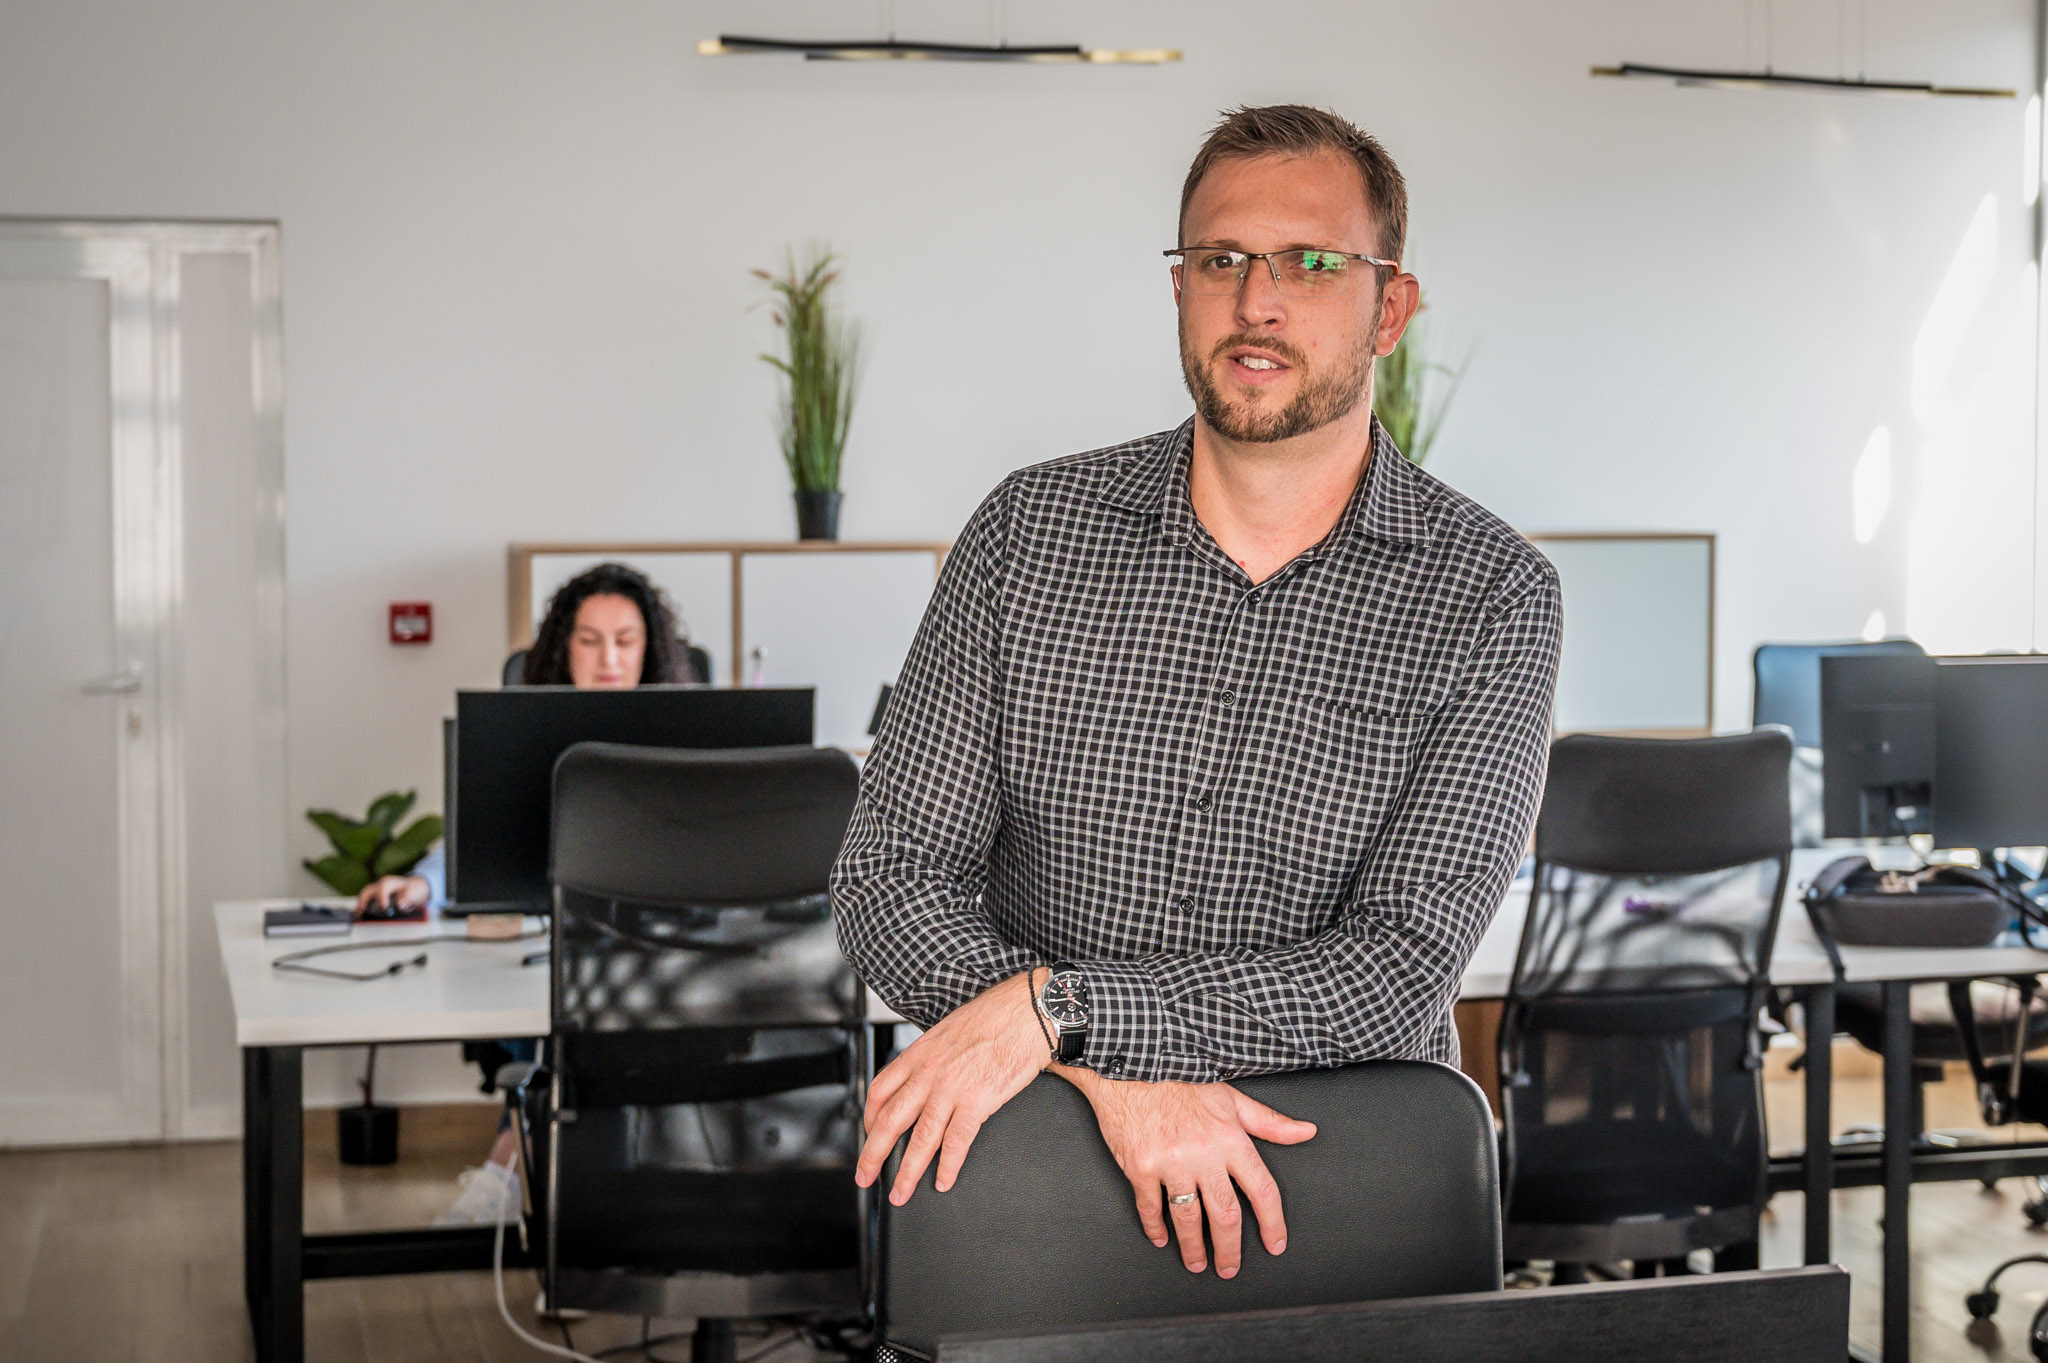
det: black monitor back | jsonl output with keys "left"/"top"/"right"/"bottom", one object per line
{"left": 1934, "top": 656, "right": 2048, "bottom": 851}
{"left": 447, "top": 686, "right": 813, "bottom": 906}
{"left": 1819, "top": 654, "right": 1935, "bottom": 839}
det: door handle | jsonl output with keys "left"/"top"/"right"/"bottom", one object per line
{"left": 81, "top": 668, "right": 143, "bottom": 696}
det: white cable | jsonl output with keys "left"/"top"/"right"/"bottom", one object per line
{"left": 493, "top": 1176, "right": 609, "bottom": 1363}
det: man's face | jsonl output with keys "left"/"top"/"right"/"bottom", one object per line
{"left": 1175, "top": 150, "right": 1394, "bottom": 445}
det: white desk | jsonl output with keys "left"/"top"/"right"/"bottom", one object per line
{"left": 216, "top": 900, "right": 549, "bottom": 1047}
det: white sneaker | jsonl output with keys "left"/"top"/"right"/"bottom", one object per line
{"left": 434, "top": 1161, "right": 520, "bottom": 1226}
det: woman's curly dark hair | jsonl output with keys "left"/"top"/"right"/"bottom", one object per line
{"left": 523, "top": 562, "right": 690, "bottom": 686}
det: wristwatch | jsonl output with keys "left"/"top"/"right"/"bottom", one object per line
{"left": 1037, "top": 961, "right": 1091, "bottom": 1064}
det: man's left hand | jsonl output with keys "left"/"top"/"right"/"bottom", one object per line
{"left": 1060, "top": 1066, "right": 1315, "bottom": 1279}
{"left": 855, "top": 970, "right": 1051, "bottom": 1206}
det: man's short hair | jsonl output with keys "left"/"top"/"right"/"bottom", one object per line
{"left": 1178, "top": 104, "right": 1408, "bottom": 265}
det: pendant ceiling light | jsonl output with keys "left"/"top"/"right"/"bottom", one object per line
{"left": 697, "top": 35, "right": 1179, "bottom": 65}
{"left": 698, "top": 0, "right": 1177, "bottom": 66}
{"left": 1594, "top": 0, "right": 2012, "bottom": 100}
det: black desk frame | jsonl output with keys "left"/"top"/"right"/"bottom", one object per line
{"left": 241, "top": 1043, "right": 540, "bottom": 1363}
{"left": 1771, "top": 979, "right": 2048, "bottom": 1363}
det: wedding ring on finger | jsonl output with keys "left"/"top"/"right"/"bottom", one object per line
{"left": 1168, "top": 1191, "right": 1200, "bottom": 1206}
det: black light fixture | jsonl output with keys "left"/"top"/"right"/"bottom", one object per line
{"left": 698, "top": 34, "right": 1179, "bottom": 64}
{"left": 1595, "top": 0, "right": 2012, "bottom": 101}
{"left": 1592, "top": 62, "right": 2011, "bottom": 100}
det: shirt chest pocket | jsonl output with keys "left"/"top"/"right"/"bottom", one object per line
{"left": 1248, "top": 694, "right": 1428, "bottom": 897}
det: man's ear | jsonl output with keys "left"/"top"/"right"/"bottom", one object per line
{"left": 1374, "top": 272, "right": 1423, "bottom": 357}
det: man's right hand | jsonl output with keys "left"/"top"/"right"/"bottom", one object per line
{"left": 356, "top": 875, "right": 430, "bottom": 915}
{"left": 855, "top": 970, "right": 1052, "bottom": 1206}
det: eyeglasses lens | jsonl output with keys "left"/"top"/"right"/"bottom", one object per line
{"left": 1176, "top": 250, "right": 1355, "bottom": 298}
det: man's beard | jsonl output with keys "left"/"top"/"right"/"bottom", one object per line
{"left": 1180, "top": 319, "right": 1377, "bottom": 445}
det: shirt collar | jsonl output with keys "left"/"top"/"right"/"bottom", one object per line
{"left": 1097, "top": 416, "right": 1433, "bottom": 551}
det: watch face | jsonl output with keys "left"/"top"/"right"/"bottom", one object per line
{"left": 1042, "top": 972, "right": 1088, "bottom": 1026}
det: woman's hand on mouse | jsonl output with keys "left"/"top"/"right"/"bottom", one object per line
{"left": 356, "top": 875, "right": 431, "bottom": 915}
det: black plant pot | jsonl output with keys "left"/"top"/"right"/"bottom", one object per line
{"left": 337, "top": 1103, "right": 400, "bottom": 1166}
{"left": 794, "top": 489, "right": 842, "bottom": 541}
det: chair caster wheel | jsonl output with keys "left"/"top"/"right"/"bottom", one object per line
{"left": 2023, "top": 1200, "right": 2048, "bottom": 1228}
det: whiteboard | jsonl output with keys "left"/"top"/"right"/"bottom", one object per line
{"left": 1533, "top": 535, "right": 1713, "bottom": 733}
{"left": 741, "top": 550, "right": 939, "bottom": 749}
{"left": 528, "top": 551, "right": 733, "bottom": 681}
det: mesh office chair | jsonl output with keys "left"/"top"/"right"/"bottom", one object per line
{"left": 501, "top": 641, "right": 714, "bottom": 687}
{"left": 874, "top": 1062, "right": 1502, "bottom": 1362}
{"left": 508, "top": 741, "right": 866, "bottom": 1363}
{"left": 1501, "top": 731, "right": 1793, "bottom": 1276}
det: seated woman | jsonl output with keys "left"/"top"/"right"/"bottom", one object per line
{"left": 355, "top": 561, "right": 694, "bottom": 1224}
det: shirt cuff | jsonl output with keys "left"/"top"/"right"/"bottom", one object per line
{"left": 1078, "top": 958, "right": 1216, "bottom": 1085}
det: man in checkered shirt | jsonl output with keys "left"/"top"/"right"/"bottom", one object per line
{"left": 834, "top": 105, "right": 1562, "bottom": 1282}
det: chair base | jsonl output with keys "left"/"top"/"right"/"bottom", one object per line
{"left": 549, "top": 1265, "right": 861, "bottom": 1321}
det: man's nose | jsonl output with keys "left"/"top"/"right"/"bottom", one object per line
{"left": 1235, "top": 257, "right": 1286, "bottom": 328}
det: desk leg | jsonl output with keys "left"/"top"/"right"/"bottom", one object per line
{"left": 1802, "top": 983, "right": 1835, "bottom": 1266}
{"left": 243, "top": 1046, "right": 304, "bottom": 1363}
{"left": 1881, "top": 981, "right": 1912, "bottom": 1362}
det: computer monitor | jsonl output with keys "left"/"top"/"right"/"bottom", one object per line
{"left": 445, "top": 685, "right": 814, "bottom": 910}
{"left": 1752, "top": 639, "right": 1927, "bottom": 748}
{"left": 1818, "top": 654, "right": 1936, "bottom": 839}
{"left": 1933, "top": 656, "right": 2048, "bottom": 852}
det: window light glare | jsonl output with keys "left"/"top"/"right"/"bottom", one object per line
{"left": 1852, "top": 426, "right": 1893, "bottom": 545}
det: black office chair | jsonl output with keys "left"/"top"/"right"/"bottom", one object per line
{"left": 1500, "top": 730, "right": 1793, "bottom": 1277}
{"left": 501, "top": 640, "right": 714, "bottom": 687}
{"left": 875, "top": 1061, "right": 1501, "bottom": 1362}
{"left": 506, "top": 741, "right": 866, "bottom": 1363}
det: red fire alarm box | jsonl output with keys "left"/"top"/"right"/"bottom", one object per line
{"left": 389, "top": 602, "right": 432, "bottom": 644}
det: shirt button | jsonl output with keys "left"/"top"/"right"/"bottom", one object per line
{"left": 1218, "top": 688, "right": 1236, "bottom": 706}
{"left": 1175, "top": 894, "right": 1195, "bottom": 914}
{"left": 1105, "top": 1055, "right": 1126, "bottom": 1076}
{"left": 1247, "top": 590, "right": 1262, "bottom": 606}
{"left": 1191, "top": 793, "right": 1212, "bottom": 813}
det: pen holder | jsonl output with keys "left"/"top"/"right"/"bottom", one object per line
{"left": 337, "top": 1102, "right": 400, "bottom": 1165}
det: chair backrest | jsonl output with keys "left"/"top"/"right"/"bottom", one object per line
{"left": 1752, "top": 639, "right": 1926, "bottom": 748}
{"left": 503, "top": 640, "right": 714, "bottom": 687}
{"left": 548, "top": 741, "right": 861, "bottom": 1035}
{"left": 878, "top": 1062, "right": 1500, "bottom": 1360}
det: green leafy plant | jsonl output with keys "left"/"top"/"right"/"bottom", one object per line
{"left": 754, "top": 244, "right": 862, "bottom": 493}
{"left": 302, "top": 791, "right": 443, "bottom": 896}
{"left": 1373, "top": 291, "right": 1466, "bottom": 466}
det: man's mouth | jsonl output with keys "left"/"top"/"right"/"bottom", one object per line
{"left": 1223, "top": 346, "right": 1294, "bottom": 382}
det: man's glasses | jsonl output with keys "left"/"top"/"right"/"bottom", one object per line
{"left": 1164, "top": 247, "right": 1397, "bottom": 298}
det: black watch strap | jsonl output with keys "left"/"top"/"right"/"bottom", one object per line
{"left": 1045, "top": 960, "right": 1090, "bottom": 1064}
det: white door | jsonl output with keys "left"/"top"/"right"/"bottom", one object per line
{"left": 0, "top": 234, "right": 166, "bottom": 1143}
{"left": 0, "top": 223, "right": 285, "bottom": 1146}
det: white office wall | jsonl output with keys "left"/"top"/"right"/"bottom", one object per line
{"left": 0, "top": 0, "right": 2033, "bottom": 1109}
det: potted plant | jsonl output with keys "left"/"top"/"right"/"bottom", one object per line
{"left": 302, "top": 790, "right": 443, "bottom": 897}
{"left": 1373, "top": 289, "right": 1466, "bottom": 466}
{"left": 755, "top": 244, "right": 862, "bottom": 540}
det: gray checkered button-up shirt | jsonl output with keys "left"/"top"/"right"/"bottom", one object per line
{"left": 833, "top": 418, "right": 1562, "bottom": 1084}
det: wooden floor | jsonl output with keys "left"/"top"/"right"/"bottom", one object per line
{"left": 6, "top": 1051, "right": 2048, "bottom": 1361}
{"left": 0, "top": 1104, "right": 828, "bottom": 1362}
